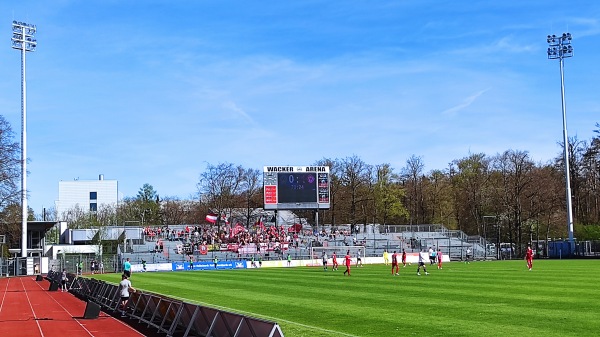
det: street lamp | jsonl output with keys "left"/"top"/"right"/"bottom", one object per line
{"left": 547, "top": 33, "right": 574, "bottom": 252}
{"left": 11, "top": 21, "right": 37, "bottom": 258}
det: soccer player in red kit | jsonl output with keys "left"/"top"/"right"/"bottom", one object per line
{"left": 343, "top": 251, "right": 352, "bottom": 276}
{"left": 437, "top": 249, "right": 443, "bottom": 269}
{"left": 391, "top": 251, "right": 399, "bottom": 275}
{"left": 332, "top": 252, "right": 338, "bottom": 271}
{"left": 526, "top": 244, "right": 533, "bottom": 271}
{"left": 401, "top": 249, "right": 407, "bottom": 267}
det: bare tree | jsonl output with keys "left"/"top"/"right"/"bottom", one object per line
{"left": 338, "top": 155, "right": 371, "bottom": 233}
{"left": 422, "top": 169, "right": 453, "bottom": 226}
{"left": 402, "top": 155, "right": 425, "bottom": 225}
{"left": 491, "top": 150, "right": 536, "bottom": 253}
{"left": 239, "top": 168, "right": 262, "bottom": 228}
{"left": 197, "top": 162, "right": 244, "bottom": 230}
{"left": 0, "top": 116, "right": 21, "bottom": 212}
{"left": 449, "top": 153, "right": 491, "bottom": 235}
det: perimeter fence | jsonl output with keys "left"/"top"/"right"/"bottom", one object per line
{"left": 47, "top": 270, "right": 284, "bottom": 337}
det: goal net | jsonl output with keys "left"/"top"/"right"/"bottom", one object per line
{"left": 310, "top": 245, "right": 366, "bottom": 265}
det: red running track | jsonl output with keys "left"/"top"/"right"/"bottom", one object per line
{"left": 0, "top": 276, "right": 146, "bottom": 337}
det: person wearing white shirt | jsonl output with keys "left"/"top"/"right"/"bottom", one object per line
{"left": 417, "top": 249, "right": 430, "bottom": 276}
{"left": 119, "top": 274, "right": 136, "bottom": 317}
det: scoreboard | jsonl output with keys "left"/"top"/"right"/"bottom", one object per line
{"left": 263, "top": 166, "right": 330, "bottom": 210}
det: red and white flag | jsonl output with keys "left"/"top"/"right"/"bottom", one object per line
{"left": 205, "top": 214, "right": 218, "bottom": 223}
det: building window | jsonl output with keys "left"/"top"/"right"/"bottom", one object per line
{"left": 29, "top": 230, "right": 41, "bottom": 249}
{"left": 90, "top": 191, "right": 97, "bottom": 200}
{"left": 90, "top": 202, "right": 97, "bottom": 212}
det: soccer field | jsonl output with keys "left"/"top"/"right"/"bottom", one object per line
{"left": 93, "top": 260, "right": 600, "bottom": 337}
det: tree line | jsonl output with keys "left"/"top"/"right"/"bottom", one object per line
{"left": 0, "top": 113, "right": 599, "bottom": 253}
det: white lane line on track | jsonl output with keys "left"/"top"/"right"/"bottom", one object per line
{"left": 0, "top": 276, "right": 8, "bottom": 314}
{"left": 21, "top": 277, "right": 45, "bottom": 337}
{"left": 32, "top": 279, "right": 145, "bottom": 337}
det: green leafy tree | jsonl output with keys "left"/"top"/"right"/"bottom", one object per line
{"left": 135, "top": 183, "right": 161, "bottom": 227}
{"left": 373, "top": 164, "right": 408, "bottom": 226}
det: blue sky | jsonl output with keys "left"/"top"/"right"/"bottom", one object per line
{"left": 1, "top": 1, "right": 599, "bottom": 215}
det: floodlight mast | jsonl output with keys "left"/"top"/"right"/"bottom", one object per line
{"left": 11, "top": 21, "right": 37, "bottom": 258}
{"left": 547, "top": 33, "right": 574, "bottom": 252}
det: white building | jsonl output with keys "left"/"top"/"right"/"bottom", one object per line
{"left": 55, "top": 174, "right": 118, "bottom": 220}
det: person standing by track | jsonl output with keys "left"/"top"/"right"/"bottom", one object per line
{"left": 119, "top": 274, "right": 136, "bottom": 317}
{"left": 61, "top": 269, "right": 69, "bottom": 292}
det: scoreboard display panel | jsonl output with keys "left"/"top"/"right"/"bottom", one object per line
{"left": 263, "top": 166, "right": 330, "bottom": 210}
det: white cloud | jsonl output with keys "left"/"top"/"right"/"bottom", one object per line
{"left": 222, "top": 101, "right": 256, "bottom": 125}
{"left": 441, "top": 88, "right": 491, "bottom": 116}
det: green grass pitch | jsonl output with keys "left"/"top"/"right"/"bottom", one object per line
{"left": 93, "top": 260, "right": 600, "bottom": 337}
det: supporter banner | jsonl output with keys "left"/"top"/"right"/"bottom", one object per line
{"left": 238, "top": 244, "right": 258, "bottom": 254}
{"left": 172, "top": 260, "right": 247, "bottom": 271}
